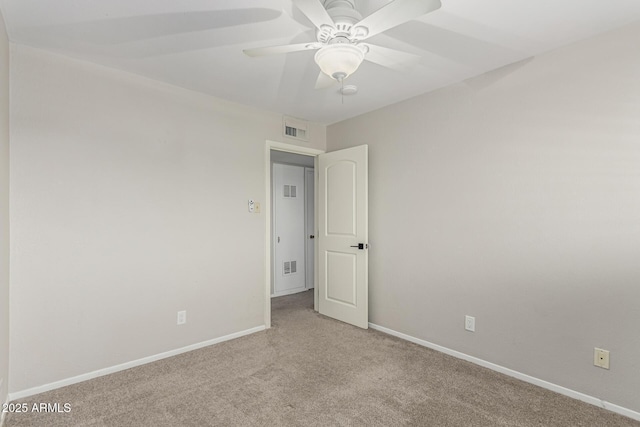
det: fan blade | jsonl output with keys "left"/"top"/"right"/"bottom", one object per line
{"left": 315, "top": 72, "right": 336, "bottom": 89}
{"left": 361, "top": 44, "right": 421, "bottom": 71}
{"left": 354, "top": 0, "right": 441, "bottom": 40}
{"left": 244, "top": 42, "right": 321, "bottom": 57}
{"left": 292, "top": 0, "right": 335, "bottom": 30}
{"left": 28, "top": 9, "right": 283, "bottom": 46}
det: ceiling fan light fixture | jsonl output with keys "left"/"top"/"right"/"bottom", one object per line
{"left": 314, "top": 44, "right": 365, "bottom": 81}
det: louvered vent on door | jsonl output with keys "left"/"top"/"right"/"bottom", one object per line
{"left": 283, "top": 260, "right": 297, "bottom": 275}
{"left": 283, "top": 185, "right": 297, "bottom": 198}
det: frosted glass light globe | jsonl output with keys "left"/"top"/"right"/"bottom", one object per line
{"left": 314, "top": 44, "right": 365, "bottom": 81}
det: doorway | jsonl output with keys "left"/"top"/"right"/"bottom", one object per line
{"left": 264, "top": 141, "right": 324, "bottom": 328}
{"left": 264, "top": 141, "right": 369, "bottom": 330}
{"left": 271, "top": 153, "right": 315, "bottom": 297}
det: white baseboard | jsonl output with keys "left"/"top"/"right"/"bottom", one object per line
{"left": 8, "top": 325, "right": 266, "bottom": 402}
{"left": 369, "top": 323, "right": 640, "bottom": 422}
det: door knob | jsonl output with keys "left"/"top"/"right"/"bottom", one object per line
{"left": 350, "top": 243, "right": 365, "bottom": 250}
{"left": 309, "top": 235, "right": 315, "bottom": 239}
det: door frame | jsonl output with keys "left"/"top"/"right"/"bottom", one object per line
{"left": 304, "top": 166, "right": 315, "bottom": 291}
{"left": 264, "top": 140, "right": 324, "bottom": 328}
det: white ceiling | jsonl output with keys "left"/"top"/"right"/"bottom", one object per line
{"left": 1, "top": 0, "right": 640, "bottom": 124}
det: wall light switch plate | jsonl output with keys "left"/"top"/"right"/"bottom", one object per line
{"left": 465, "top": 315, "right": 475, "bottom": 332}
{"left": 248, "top": 199, "right": 255, "bottom": 213}
{"left": 254, "top": 202, "right": 261, "bottom": 213}
{"left": 177, "top": 310, "right": 187, "bottom": 325}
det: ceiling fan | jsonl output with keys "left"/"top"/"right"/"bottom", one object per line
{"left": 243, "top": 0, "right": 441, "bottom": 89}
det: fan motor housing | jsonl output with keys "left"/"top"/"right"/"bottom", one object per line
{"left": 317, "top": 1, "right": 363, "bottom": 43}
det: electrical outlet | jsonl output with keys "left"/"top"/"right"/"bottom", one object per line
{"left": 594, "top": 348, "right": 610, "bottom": 369}
{"left": 465, "top": 315, "right": 475, "bottom": 332}
{"left": 177, "top": 310, "right": 187, "bottom": 325}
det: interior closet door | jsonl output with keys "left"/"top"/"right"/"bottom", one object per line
{"left": 273, "top": 163, "right": 306, "bottom": 296}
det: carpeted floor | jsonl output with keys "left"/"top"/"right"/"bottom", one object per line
{"left": 5, "top": 290, "right": 639, "bottom": 426}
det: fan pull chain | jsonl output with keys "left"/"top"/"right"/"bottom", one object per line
{"left": 341, "top": 77, "right": 344, "bottom": 105}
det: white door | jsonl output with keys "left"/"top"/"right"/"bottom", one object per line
{"left": 305, "top": 167, "right": 315, "bottom": 290}
{"left": 318, "top": 145, "right": 368, "bottom": 329}
{"left": 273, "top": 163, "right": 306, "bottom": 296}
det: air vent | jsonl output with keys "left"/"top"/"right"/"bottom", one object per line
{"left": 283, "top": 185, "right": 297, "bottom": 198}
{"left": 285, "top": 126, "right": 305, "bottom": 138}
{"left": 283, "top": 260, "right": 298, "bottom": 276}
{"left": 283, "top": 116, "right": 309, "bottom": 142}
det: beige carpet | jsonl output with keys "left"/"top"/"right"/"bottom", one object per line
{"left": 6, "top": 290, "right": 639, "bottom": 426}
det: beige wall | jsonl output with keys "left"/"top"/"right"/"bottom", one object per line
{"left": 0, "top": 8, "right": 10, "bottom": 409}
{"left": 328, "top": 22, "right": 640, "bottom": 412}
{"left": 9, "top": 44, "right": 325, "bottom": 393}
